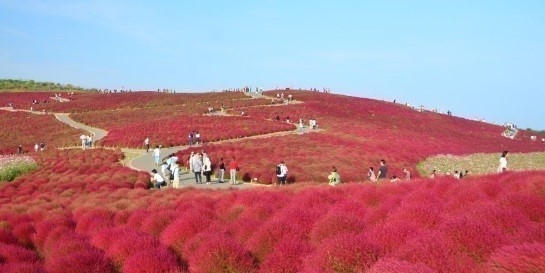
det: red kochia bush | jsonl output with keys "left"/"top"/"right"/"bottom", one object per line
{"left": 0, "top": 262, "right": 45, "bottom": 273}
{"left": 484, "top": 243, "right": 545, "bottom": 272}
{"left": 393, "top": 229, "right": 477, "bottom": 272}
{"left": 122, "top": 247, "right": 185, "bottom": 273}
{"left": 43, "top": 249, "right": 113, "bottom": 273}
{"left": 304, "top": 233, "right": 382, "bottom": 272}
{"left": 74, "top": 209, "right": 115, "bottom": 235}
{"left": 160, "top": 209, "right": 215, "bottom": 257}
{"left": 105, "top": 230, "right": 160, "bottom": 268}
{"left": 0, "top": 243, "right": 40, "bottom": 263}
{"left": 309, "top": 213, "right": 366, "bottom": 245}
{"left": 0, "top": 229, "right": 18, "bottom": 245}
{"left": 186, "top": 232, "right": 258, "bottom": 273}
{"left": 258, "top": 235, "right": 312, "bottom": 273}
{"left": 367, "top": 258, "right": 435, "bottom": 273}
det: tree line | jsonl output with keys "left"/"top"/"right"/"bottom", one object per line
{"left": 0, "top": 79, "right": 98, "bottom": 92}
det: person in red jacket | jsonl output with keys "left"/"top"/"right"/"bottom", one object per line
{"left": 229, "top": 157, "right": 239, "bottom": 185}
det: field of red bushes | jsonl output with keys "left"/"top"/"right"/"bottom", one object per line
{"left": 178, "top": 90, "right": 545, "bottom": 182}
{"left": 100, "top": 115, "right": 295, "bottom": 148}
{"left": 0, "top": 91, "right": 71, "bottom": 110}
{"left": 30, "top": 91, "right": 251, "bottom": 113}
{"left": 0, "top": 111, "right": 85, "bottom": 154}
{"left": 1, "top": 148, "right": 544, "bottom": 272}
{"left": 1, "top": 89, "right": 545, "bottom": 272}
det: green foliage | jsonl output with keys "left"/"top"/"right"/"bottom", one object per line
{"left": 0, "top": 78, "right": 98, "bottom": 92}
{"left": 0, "top": 161, "right": 37, "bottom": 182}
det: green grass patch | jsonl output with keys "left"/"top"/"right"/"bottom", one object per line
{"left": 418, "top": 152, "right": 545, "bottom": 177}
{"left": 0, "top": 160, "right": 37, "bottom": 182}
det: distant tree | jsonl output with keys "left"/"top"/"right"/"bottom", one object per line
{"left": 0, "top": 79, "right": 97, "bottom": 92}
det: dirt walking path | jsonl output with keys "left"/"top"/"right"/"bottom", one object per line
{"left": 54, "top": 113, "right": 108, "bottom": 140}
{"left": 8, "top": 96, "right": 319, "bottom": 190}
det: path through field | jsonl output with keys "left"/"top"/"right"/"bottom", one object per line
{"left": 46, "top": 100, "right": 320, "bottom": 189}
{"left": 54, "top": 113, "right": 108, "bottom": 140}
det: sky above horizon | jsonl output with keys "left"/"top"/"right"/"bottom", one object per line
{"left": 1, "top": 0, "right": 544, "bottom": 129}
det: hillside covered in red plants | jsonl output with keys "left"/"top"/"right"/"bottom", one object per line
{"left": 0, "top": 111, "right": 86, "bottom": 154}
{"left": 1, "top": 89, "right": 545, "bottom": 272}
{"left": 176, "top": 90, "right": 545, "bottom": 182}
{"left": 1, "top": 148, "right": 544, "bottom": 272}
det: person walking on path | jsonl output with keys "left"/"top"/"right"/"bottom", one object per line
{"left": 191, "top": 153, "right": 203, "bottom": 184}
{"left": 328, "top": 166, "right": 341, "bottom": 186}
{"left": 195, "top": 131, "right": 201, "bottom": 145}
{"left": 299, "top": 118, "right": 304, "bottom": 133}
{"left": 497, "top": 150, "right": 509, "bottom": 173}
{"left": 276, "top": 161, "right": 288, "bottom": 185}
{"left": 80, "top": 134, "right": 87, "bottom": 150}
{"left": 86, "top": 135, "right": 93, "bottom": 148}
{"left": 202, "top": 153, "right": 212, "bottom": 184}
{"left": 171, "top": 161, "right": 181, "bottom": 188}
{"left": 34, "top": 143, "right": 39, "bottom": 152}
{"left": 377, "top": 159, "right": 388, "bottom": 180}
{"left": 153, "top": 145, "right": 161, "bottom": 166}
{"left": 188, "top": 131, "right": 194, "bottom": 146}
{"left": 161, "top": 161, "right": 169, "bottom": 180}
{"left": 144, "top": 137, "right": 150, "bottom": 153}
{"left": 229, "top": 157, "right": 239, "bottom": 185}
{"left": 188, "top": 152, "right": 195, "bottom": 173}
{"left": 17, "top": 145, "right": 23, "bottom": 154}
{"left": 217, "top": 157, "right": 226, "bottom": 183}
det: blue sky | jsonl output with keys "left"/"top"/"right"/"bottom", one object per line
{"left": 1, "top": 0, "right": 544, "bottom": 129}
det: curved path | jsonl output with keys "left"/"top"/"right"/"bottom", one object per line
{"left": 49, "top": 107, "right": 320, "bottom": 190}
{"left": 128, "top": 126, "right": 321, "bottom": 190}
{"left": 5, "top": 98, "right": 320, "bottom": 189}
{"left": 54, "top": 113, "right": 108, "bottom": 140}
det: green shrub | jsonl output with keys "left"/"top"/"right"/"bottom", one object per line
{"left": 0, "top": 156, "right": 37, "bottom": 182}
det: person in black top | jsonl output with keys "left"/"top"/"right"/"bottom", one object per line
{"left": 377, "top": 159, "right": 388, "bottom": 179}
{"left": 218, "top": 158, "right": 226, "bottom": 183}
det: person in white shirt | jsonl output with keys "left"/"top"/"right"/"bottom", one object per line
{"left": 80, "top": 135, "right": 87, "bottom": 150}
{"left": 34, "top": 143, "right": 39, "bottom": 152}
{"left": 202, "top": 153, "right": 212, "bottom": 184}
{"left": 191, "top": 153, "right": 203, "bottom": 184}
{"left": 497, "top": 150, "right": 508, "bottom": 173}
{"left": 188, "top": 152, "right": 195, "bottom": 173}
{"left": 151, "top": 169, "right": 165, "bottom": 189}
{"left": 153, "top": 146, "right": 161, "bottom": 166}
{"left": 144, "top": 137, "right": 150, "bottom": 152}
{"left": 169, "top": 154, "right": 179, "bottom": 172}
{"left": 171, "top": 161, "right": 181, "bottom": 188}
{"left": 276, "top": 161, "right": 288, "bottom": 185}
{"left": 368, "top": 167, "right": 376, "bottom": 181}
{"left": 161, "top": 161, "right": 169, "bottom": 177}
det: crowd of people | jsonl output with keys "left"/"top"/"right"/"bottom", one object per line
{"left": 79, "top": 134, "right": 93, "bottom": 150}
{"left": 148, "top": 149, "right": 515, "bottom": 190}
{"left": 149, "top": 145, "right": 242, "bottom": 189}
